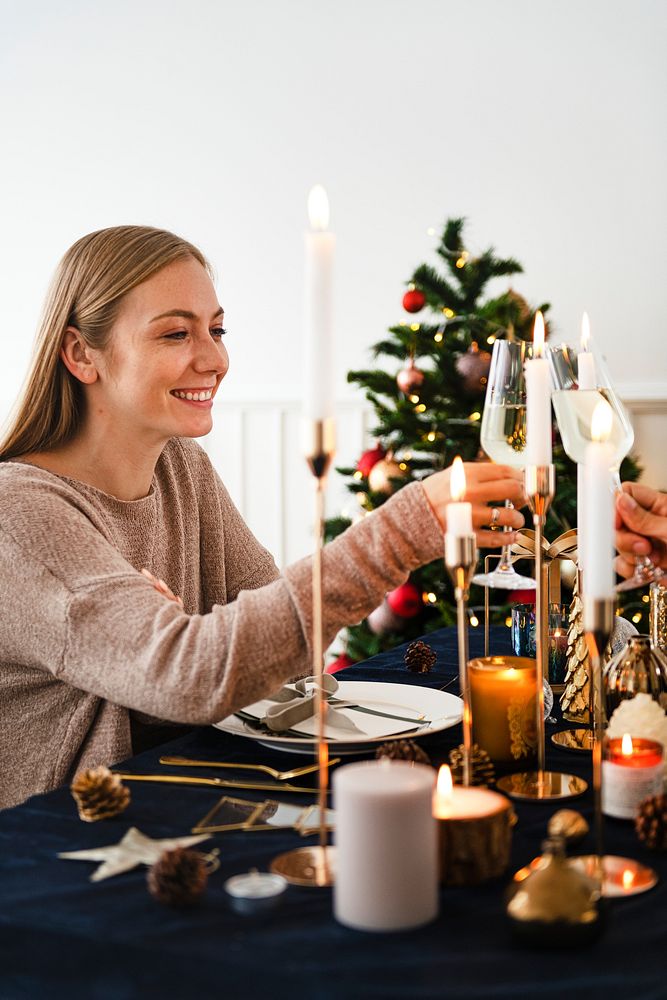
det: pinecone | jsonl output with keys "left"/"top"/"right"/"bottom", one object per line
{"left": 635, "top": 794, "right": 667, "bottom": 851}
{"left": 70, "top": 766, "right": 131, "bottom": 822}
{"left": 147, "top": 847, "right": 209, "bottom": 906}
{"left": 375, "top": 739, "right": 432, "bottom": 766}
{"left": 448, "top": 744, "right": 496, "bottom": 788}
{"left": 404, "top": 640, "right": 437, "bottom": 674}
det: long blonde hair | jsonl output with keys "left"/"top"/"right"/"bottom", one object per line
{"left": 0, "top": 225, "right": 211, "bottom": 461}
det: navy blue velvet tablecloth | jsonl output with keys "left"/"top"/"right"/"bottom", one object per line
{"left": 1, "top": 627, "right": 665, "bottom": 1000}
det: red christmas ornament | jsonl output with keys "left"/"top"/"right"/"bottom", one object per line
{"left": 396, "top": 359, "right": 425, "bottom": 395}
{"left": 387, "top": 582, "right": 422, "bottom": 618}
{"left": 356, "top": 444, "right": 386, "bottom": 479}
{"left": 326, "top": 653, "right": 356, "bottom": 675}
{"left": 402, "top": 288, "right": 426, "bottom": 314}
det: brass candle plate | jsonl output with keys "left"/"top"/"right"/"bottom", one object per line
{"left": 496, "top": 771, "right": 588, "bottom": 800}
{"left": 271, "top": 845, "right": 336, "bottom": 887}
{"left": 515, "top": 854, "right": 658, "bottom": 898}
{"left": 551, "top": 729, "right": 594, "bottom": 753}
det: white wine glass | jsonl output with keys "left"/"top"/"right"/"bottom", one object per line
{"left": 474, "top": 339, "right": 536, "bottom": 591}
{"left": 549, "top": 343, "right": 662, "bottom": 593}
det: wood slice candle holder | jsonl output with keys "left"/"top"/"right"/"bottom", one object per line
{"left": 436, "top": 787, "right": 514, "bottom": 886}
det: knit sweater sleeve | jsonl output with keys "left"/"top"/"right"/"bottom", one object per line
{"left": 1, "top": 472, "right": 443, "bottom": 726}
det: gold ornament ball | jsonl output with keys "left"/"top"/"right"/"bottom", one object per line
{"left": 368, "top": 458, "right": 407, "bottom": 495}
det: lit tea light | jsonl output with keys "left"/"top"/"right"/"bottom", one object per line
{"left": 602, "top": 734, "right": 664, "bottom": 820}
{"left": 622, "top": 868, "right": 635, "bottom": 891}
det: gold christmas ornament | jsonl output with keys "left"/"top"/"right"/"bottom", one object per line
{"left": 367, "top": 456, "right": 407, "bottom": 495}
{"left": 70, "top": 766, "right": 131, "bottom": 822}
{"left": 547, "top": 809, "right": 589, "bottom": 845}
{"left": 507, "top": 836, "right": 604, "bottom": 947}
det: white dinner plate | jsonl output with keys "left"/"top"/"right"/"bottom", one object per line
{"left": 214, "top": 680, "right": 462, "bottom": 755}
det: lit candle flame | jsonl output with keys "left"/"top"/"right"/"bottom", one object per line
{"left": 581, "top": 312, "right": 591, "bottom": 352}
{"left": 308, "top": 184, "right": 330, "bottom": 231}
{"left": 532, "top": 310, "right": 545, "bottom": 358}
{"left": 450, "top": 456, "right": 466, "bottom": 502}
{"left": 622, "top": 868, "right": 634, "bottom": 890}
{"left": 591, "top": 399, "right": 613, "bottom": 443}
{"left": 436, "top": 764, "right": 454, "bottom": 801}
{"left": 621, "top": 732, "right": 633, "bottom": 756}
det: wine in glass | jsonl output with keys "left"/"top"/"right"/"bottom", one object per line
{"left": 549, "top": 343, "right": 662, "bottom": 592}
{"left": 474, "top": 339, "right": 536, "bottom": 591}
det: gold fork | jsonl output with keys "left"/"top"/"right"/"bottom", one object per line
{"left": 159, "top": 755, "right": 341, "bottom": 781}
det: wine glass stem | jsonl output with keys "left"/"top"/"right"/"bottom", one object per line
{"left": 496, "top": 500, "right": 515, "bottom": 572}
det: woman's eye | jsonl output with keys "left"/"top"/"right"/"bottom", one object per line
{"left": 165, "top": 331, "right": 188, "bottom": 341}
{"left": 211, "top": 327, "right": 227, "bottom": 339}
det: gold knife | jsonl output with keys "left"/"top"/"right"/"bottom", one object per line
{"left": 113, "top": 772, "right": 325, "bottom": 795}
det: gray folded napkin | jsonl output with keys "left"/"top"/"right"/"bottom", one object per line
{"left": 259, "top": 675, "right": 366, "bottom": 735}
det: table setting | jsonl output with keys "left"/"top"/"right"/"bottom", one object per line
{"left": 2, "top": 191, "right": 667, "bottom": 1000}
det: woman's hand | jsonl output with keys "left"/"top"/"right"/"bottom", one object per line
{"left": 421, "top": 462, "right": 526, "bottom": 546}
{"left": 141, "top": 568, "right": 184, "bottom": 606}
{"left": 615, "top": 483, "right": 667, "bottom": 578}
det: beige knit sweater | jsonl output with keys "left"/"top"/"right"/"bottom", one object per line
{"left": 0, "top": 437, "right": 444, "bottom": 808}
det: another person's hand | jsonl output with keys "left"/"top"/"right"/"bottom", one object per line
{"left": 422, "top": 462, "right": 525, "bottom": 546}
{"left": 615, "top": 482, "right": 667, "bottom": 578}
{"left": 140, "top": 568, "right": 184, "bottom": 606}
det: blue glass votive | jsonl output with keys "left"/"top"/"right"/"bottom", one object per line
{"left": 511, "top": 603, "right": 569, "bottom": 687}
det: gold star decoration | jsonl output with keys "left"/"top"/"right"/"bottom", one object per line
{"left": 58, "top": 826, "right": 210, "bottom": 882}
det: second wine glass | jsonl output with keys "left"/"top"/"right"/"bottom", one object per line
{"left": 474, "top": 339, "right": 536, "bottom": 591}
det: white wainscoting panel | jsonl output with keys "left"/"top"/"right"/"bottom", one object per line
{"left": 203, "top": 400, "right": 373, "bottom": 568}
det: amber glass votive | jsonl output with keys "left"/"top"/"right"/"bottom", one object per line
{"left": 469, "top": 656, "right": 538, "bottom": 765}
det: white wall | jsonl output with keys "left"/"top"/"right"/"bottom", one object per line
{"left": 1, "top": 0, "right": 665, "bottom": 556}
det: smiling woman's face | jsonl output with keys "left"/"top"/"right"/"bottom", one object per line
{"left": 91, "top": 256, "right": 229, "bottom": 446}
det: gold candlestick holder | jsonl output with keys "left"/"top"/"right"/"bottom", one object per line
{"left": 445, "top": 533, "right": 477, "bottom": 786}
{"left": 578, "top": 598, "right": 657, "bottom": 897}
{"left": 271, "top": 418, "right": 336, "bottom": 888}
{"left": 497, "top": 465, "right": 587, "bottom": 801}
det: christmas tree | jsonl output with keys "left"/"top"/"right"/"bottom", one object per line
{"left": 326, "top": 218, "right": 642, "bottom": 665}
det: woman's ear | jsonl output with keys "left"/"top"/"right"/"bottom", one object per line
{"left": 60, "top": 327, "right": 99, "bottom": 384}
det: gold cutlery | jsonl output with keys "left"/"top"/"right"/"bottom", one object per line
{"left": 159, "top": 755, "right": 341, "bottom": 781}
{"left": 113, "top": 772, "right": 326, "bottom": 795}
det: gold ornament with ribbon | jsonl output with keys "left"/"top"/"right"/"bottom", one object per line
{"left": 508, "top": 530, "right": 595, "bottom": 721}
{"left": 509, "top": 528, "right": 578, "bottom": 605}
{"left": 482, "top": 528, "right": 578, "bottom": 657}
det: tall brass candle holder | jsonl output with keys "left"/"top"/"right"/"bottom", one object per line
{"left": 271, "top": 418, "right": 336, "bottom": 887}
{"left": 497, "top": 465, "right": 587, "bottom": 801}
{"left": 576, "top": 598, "right": 657, "bottom": 897}
{"left": 445, "top": 533, "right": 478, "bottom": 786}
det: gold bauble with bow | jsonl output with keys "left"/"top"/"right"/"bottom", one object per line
{"left": 510, "top": 529, "right": 592, "bottom": 719}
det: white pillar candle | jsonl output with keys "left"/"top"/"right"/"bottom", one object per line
{"left": 524, "top": 311, "right": 552, "bottom": 466}
{"left": 303, "top": 184, "right": 335, "bottom": 421}
{"left": 582, "top": 400, "right": 615, "bottom": 600}
{"left": 333, "top": 760, "right": 438, "bottom": 932}
{"left": 445, "top": 456, "right": 473, "bottom": 537}
{"left": 577, "top": 312, "right": 597, "bottom": 390}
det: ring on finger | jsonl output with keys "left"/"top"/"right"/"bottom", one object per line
{"left": 490, "top": 506, "right": 501, "bottom": 527}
